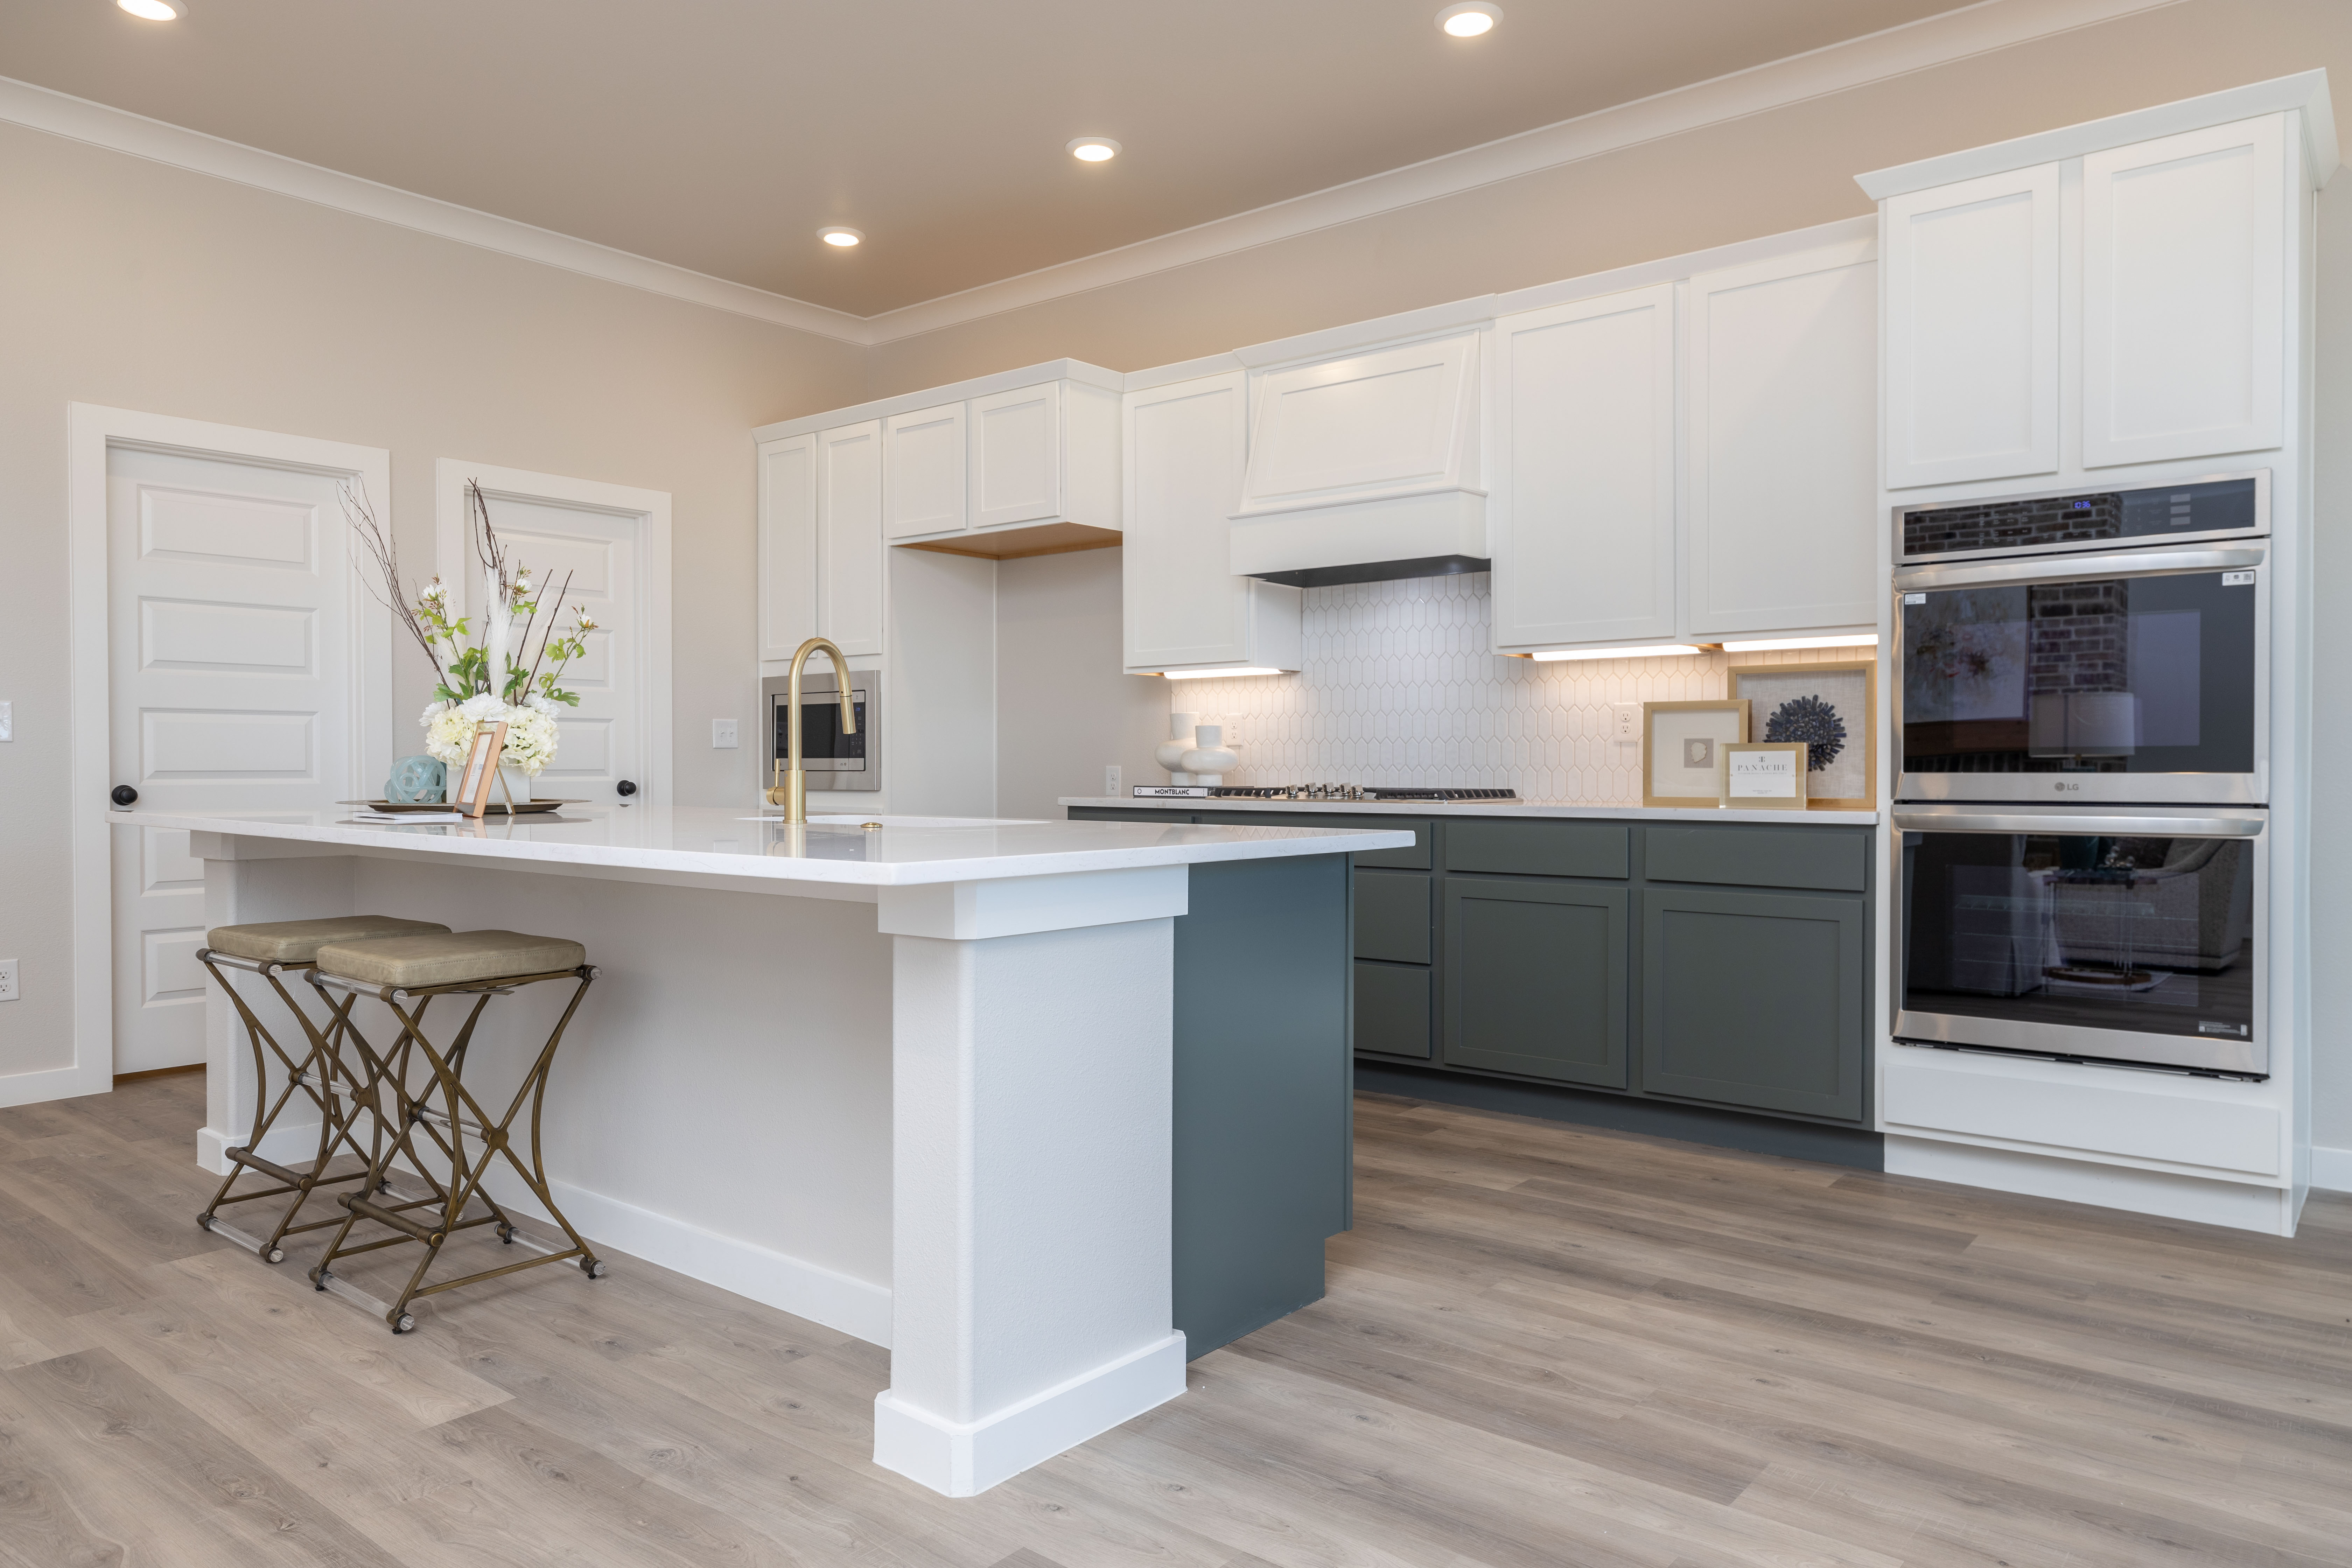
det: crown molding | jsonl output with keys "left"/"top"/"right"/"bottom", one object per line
{"left": 0, "top": 74, "right": 870, "bottom": 345}
{"left": 1, "top": 0, "right": 2184, "bottom": 350}
{"left": 857, "top": 0, "right": 2187, "bottom": 345}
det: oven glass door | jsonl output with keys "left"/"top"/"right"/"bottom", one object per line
{"left": 1897, "top": 814, "right": 2262, "bottom": 1074}
{"left": 1898, "top": 555, "right": 2259, "bottom": 797}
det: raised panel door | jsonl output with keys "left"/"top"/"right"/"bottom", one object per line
{"left": 2082, "top": 114, "right": 2286, "bottom": 468}
{"left": 1442, "top": 877, "right": 1628, "bottom": 1088}
{"left": 816, "top": 421, "right": 884, "bottom": 658}
{"left": 883, "top": 401, "right": 967, "bottom": 540}
{"left": 1883, "top": 164, "right": 2059, "bottom": 489}
{"left": 1490, "top": 285, "right": 1676, "bottom": 650}
{"left": 1685, "top": 241, "right": 1879, "bottom": 640}
{"left": 1640, "top": 887, "right": 1864, "bottom": 1120}
{"left": 969, "top": 382, "right": 1062, "bottom": 530}
{"left": 757, "top": 435, "right": 817, "bottom": 663}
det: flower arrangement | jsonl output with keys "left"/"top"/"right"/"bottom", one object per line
{"left": 345, "top": 480, "right": 597, "bottom": 777}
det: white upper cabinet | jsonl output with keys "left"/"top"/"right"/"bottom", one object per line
{"left": 1124, "top": 371, "right": 1301, "bottom": 674}
{"left": 756, "top": 433, "right": 817, "bottom": 663}
{"left": 883, "top": 401, "right": 966, "bottom": 541}
{"left": 1236, "top": 333, "right": 1479, "bottom": 517}
{"left": 2082, "top": 113, "right": 2286, "bottom": 469}
{"left": 816, "top": 420, "right": 885, "bottom": 658}
{"left": 1685, "top": 240, "right": 1879, "bottom": 640}
{"left": 970, "top": 382, "right": 1063, "bottom": 530}
{"left": 1883, "top": 164, "right": 2059, "bottom": 489}
{"left": 1489, "top": 285, "right": 1676, "bottom": 651}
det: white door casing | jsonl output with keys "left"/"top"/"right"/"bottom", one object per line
{"left": 434, "top": 461, "right": 672, "bottom": 807}
{"left": 1489, "top": 284, "right": 1678, "bottom": 651}
{"left": 55, "top": 405, "right": 391, "bottom": 1109}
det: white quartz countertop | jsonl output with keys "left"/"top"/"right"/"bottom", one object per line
{"left": 1058, "top": 797, "right": 1881, "bottom": 826}
{"left": 108, "top": 805, "right": 1415, "bottom": 887}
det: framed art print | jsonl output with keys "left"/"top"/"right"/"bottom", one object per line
{"left": 1729, "top": 662, "right": 1876, "bottom": 809}
{"left": 455, "top": 722, "right": 507, "bottom": 818}
{"left": 1642, "top": 700, "right": 1749, "bottom": 807}
{"left": 1720, "top": 741, "right": 1808, "bottom": 808}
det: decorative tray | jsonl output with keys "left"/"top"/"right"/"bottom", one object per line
{"left": 357, "top": 799, "right": 574, "bottom": 816}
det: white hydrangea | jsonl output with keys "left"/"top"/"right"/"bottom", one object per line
{"left": 419, "top": 693, "right": 561, "bottom": 775}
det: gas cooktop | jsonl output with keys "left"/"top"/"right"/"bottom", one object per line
{"left": 1200, "top": 785, "right": 1519, "bottom": 802}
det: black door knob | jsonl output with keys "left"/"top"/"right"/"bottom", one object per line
{"left": 615, "top": 779, "right": 638, "bottom": 797}
{"left": 111, "top": 785, "right": 139, "bottom": 806}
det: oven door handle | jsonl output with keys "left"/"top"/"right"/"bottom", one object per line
{"left": 1893, "top": 545, "right": 2265, "bottom": 592}
{"left": 1892, "top": 810, "right": 2266, "bottom": 838}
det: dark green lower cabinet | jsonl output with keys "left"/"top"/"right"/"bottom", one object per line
{"left": 1640, "top": 887, "right": 1865, "bottom": 1120}
{"left": 1353, "top": 961, "right": 1432, "bottom": 1058}
{"left": 1442, "top": 877, "right": 1628, "bottom": 1087}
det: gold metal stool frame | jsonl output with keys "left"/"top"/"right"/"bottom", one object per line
{"left": 306, "top": 962, "right": 604, "bottom": 1333}
{"left": 194, "top": 948, "right": 399, "bottom": 1264}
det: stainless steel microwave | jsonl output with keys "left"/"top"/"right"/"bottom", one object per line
{"left": 1894, "top": 804, "right": 2266, "bottom": 1077}
{"left": 1893, "top": 541, "right": 2268, "bottom": 806}
{"left": 762, "top": 670, "right": 878, "bottom": 793}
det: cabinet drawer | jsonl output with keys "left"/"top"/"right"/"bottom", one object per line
{"left": 1207, "top": 811, "right": 1430, "bottom": 869}
{"left": 1640, "top": 887, "right": 1864, "bottom": 1121}
{"left": 1442, "top": 877, "right": 1628, "bottom": 1089}
{"left": 1445, "top": 819, "right": 1629, "bottom": 879}
{"left": 1644, "top": 825, "right": 1866, "bottom": 892}
{"left": 1354, "top": 962, "right": 1432, "bottom": 1059}
{"left": 1354, "top": 869, "right": 1431, "bottom": 964}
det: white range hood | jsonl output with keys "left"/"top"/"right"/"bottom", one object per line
{"left": 1228, "top": 329, "right": 1488, "bottom": 586}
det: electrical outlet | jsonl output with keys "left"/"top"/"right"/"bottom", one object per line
{"left": 1104, "top": 764, "right": 1122, "bottom": 796}
{"left": 0, "top": 700, "right": 11, "bottom": 742}
{"left": 712, "top": 718, "right": 738, "bottom": 749}
{"left": 1612, "top": 703, "right": 1641, "bottom": 741}
{"left": 1222, "top": 719, "right": 1245, "bottom": 746}
{"left": 0, "top": 959, "right": 18, "bottom": 1003}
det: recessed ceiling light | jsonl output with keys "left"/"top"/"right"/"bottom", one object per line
{"left": 818, "top": 227, "right": 863, "bottom": 248}
{"left": 1068, "top": 138, "right": 1121, "bottom": 163}
{"left": 1436, "top": 2, "right": 1501, "bottom": 37}
{"left": 118, "top": 0, "right": 188, "bottom": 19}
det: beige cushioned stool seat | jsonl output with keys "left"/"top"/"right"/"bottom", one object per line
{"left": 314, "top": 930, "right": 587, "bottom": 990}
{"left": 206, "top": 916, "right": 452, "bottom": 965}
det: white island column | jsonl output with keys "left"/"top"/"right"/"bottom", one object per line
{"left": 873, "top": 864, "right": 1189, "bottom": 1497}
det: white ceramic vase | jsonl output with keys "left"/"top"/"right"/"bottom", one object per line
{"left": 1180, "top": 724, "right": 1238, "bottom": 787}
{"left": 498, "top": 765, "right": 533, "bottom": 806}
{"left": 1155, "top": 711, "right": 1199, "bottom": 785}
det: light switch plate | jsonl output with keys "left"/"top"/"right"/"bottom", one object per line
{"left": 1611, "top": 703, "right": 1642, "bottom": 741}
{"left": 1104, "top": 764, "right": 1122, "bottom": 796}
{"left": 0, "top": 959, "right": 18, "bottom": 1003}
{"left": 712, "top": 719, "right": 738, "bottom": 749}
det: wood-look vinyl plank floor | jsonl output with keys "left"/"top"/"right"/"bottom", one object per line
{"left": 2, "top": 1070, "right": 2348, "bottom": 1567}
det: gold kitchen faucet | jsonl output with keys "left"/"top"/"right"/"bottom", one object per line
{"left": 767, "top": 636, "right": 857, "bottom": 824}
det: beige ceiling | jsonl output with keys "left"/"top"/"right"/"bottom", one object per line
{"left": 0, "top": 0, "right": 1979, "bottom": 316}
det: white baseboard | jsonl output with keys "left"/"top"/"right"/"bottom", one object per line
{"left": 873, "top": 1331, "right": 1186, "bottom": 1498}
{"left": 2312, "top": 1146, "right": 2352, "bottom": 1194}
{"left": 195, "top": 1120, "right": 892, "bottom": 1346}
{"left": 1885, "top": 1135, "right": 2294, "bottom": 1236}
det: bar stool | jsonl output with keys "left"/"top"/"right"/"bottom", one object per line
{"left": 303, "top": 929, "right": 605, "bottom": 1333}
{"left": 195, "top": 916, "right": 453, "bottom": 1263}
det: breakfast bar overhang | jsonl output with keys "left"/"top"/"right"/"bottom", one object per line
{"left": 109, "top": 804, "right": 1410, "bottom": 1497}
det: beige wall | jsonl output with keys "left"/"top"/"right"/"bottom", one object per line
{"left": 0, "top": 121, "right": 863, "bottom": 1080}
{"left": 993, "top": 549, "right": 1168, "bottom": 820}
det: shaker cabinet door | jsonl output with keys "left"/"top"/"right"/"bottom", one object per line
{"left": 1883, "top": 163, "right": 2060, "bottom": 490}
{"left": 1640, "top": 887, "right": 1865, "bottom": 1121}
{"left": 969, "top": 382, "right": 1062, "bottom": 530}
{"left": 2082, "top": 113, "right": 2287, "bottom": 469}
{"left": 815, "top": 420, "right": 885, "bottom": 658}
{"left": 1442, "top": 877, "right": 1628, "bottom": 1088}
{"left": 757, "top": 434, "right": 818, "bottom": 663}
{"left": 883, "top": 401, "right": 967, "bottom": 541}
{"left": 1489, "top": 285, "right": 1677, "bottom": 651}
{"left": 1684, "top": 241, "right": 1879, "bottom": 640}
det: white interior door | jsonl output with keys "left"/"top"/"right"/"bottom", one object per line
{"left": 106, "top": 445, "right": 360, "bottom": 1073}
{"left": 437, "top": 461, "right": 673, "bottom": 808}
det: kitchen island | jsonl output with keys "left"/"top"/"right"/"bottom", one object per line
{"left": 108, "top": 802, "right": 1408, "bottom": 1497}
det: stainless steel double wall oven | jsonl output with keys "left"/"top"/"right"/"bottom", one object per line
{"left": 1891, "top": 474, "right": 2269, "bottom": 1077}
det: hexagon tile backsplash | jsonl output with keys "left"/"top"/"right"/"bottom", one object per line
{"left": 1166, "top": 573, "right": 1870, "bottom": 804}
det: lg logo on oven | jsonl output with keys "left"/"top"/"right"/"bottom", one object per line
{"left": 2053, "top": 782, "right": 2082, "bottom": 791}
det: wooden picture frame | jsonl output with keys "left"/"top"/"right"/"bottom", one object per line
{"left": 1642, "top": 700, "right": 1750, "bottom": 807}
{"left": 454, "top": 722, "right": 507, "bottom": 818}
{"left": 1728, "top": 661, "right": 1877, "bottom": 810}
{"left": 1720, "top": 742, "right": 1809, "bottom": 809}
